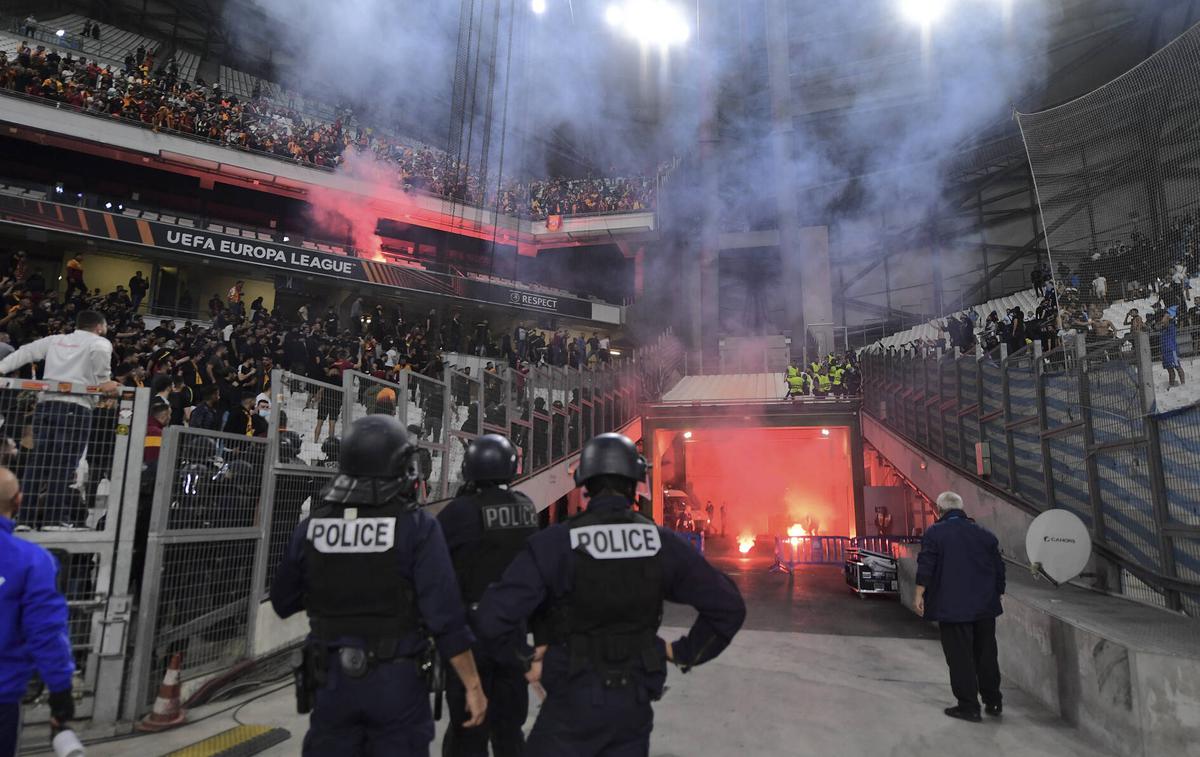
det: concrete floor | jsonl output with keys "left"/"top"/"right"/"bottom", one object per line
{"left": 71, "top": 549, "right": 1109, "bottom": 757}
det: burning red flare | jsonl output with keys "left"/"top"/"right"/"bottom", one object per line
{"left": 787, "top": 523, "right": 809, "bottom": 538}
{"left": 737, "top": 535, "right": 755, "bottom": 554}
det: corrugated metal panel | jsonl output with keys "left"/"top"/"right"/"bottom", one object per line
{"left": 660, "top": 374, "right": 787, "bottom": 403}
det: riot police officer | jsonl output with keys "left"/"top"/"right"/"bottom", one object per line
{"left": 270, "top": 416, "right": 487, "bottom": 756}
{"left": 437, "top": 434, "right": 539, "bottom": 757}
{"left": 474, "top": 433, "right": 746, "bottom": 756}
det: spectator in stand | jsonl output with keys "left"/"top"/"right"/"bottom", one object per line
{"left": 1091, "top": 272, "right": 1107, "bottom": 304}
{"left": 144, "top": 396, "right": 170, "bottom": 465}
{"left": 188, "top": 385, "right": 221, "bottom": 431}
{"left": 227, "top": 280, "right": 245, "bottom": 317}
{"left": 167, "top": 374, "right": 192, "bottom": 425}
{"left": 1124, "top": 308, "right": 1145, "bottom": 334}
{"left": 223, "top": 391, "right": 258, "bottom": 437}
{"left": 64, "top": 254, "right": 86, "bottom": 300}
{"left": 128, "top": 271, "right": 150, "bottom": 311}
{"left": 1159, "top": 306, "right": 1185, "bottom": 388}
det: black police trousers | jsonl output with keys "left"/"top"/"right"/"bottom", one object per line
{"left": 443, "top": 653, "right": 528, "bottom": 757}
{"left": 526, "top": 670, "right": 653, "bottom": 757}
{"left": 939, "top": 617, "right": 1002, "bottom": 712}
{"left": 305, "top": 653, "right": 433, "bottom": 757}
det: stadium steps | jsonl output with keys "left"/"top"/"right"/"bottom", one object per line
{"left": 41, "top": 15, "right": 160, "bottom": 68}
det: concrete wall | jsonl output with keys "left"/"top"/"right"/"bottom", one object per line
{"left": 863, "top": 413, "right": 1036, "bottom": 561}
{"left": 878, "top": 414, "right": 1200, "bottom": 757}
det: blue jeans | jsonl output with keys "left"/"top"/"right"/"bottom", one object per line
{"left": 24, "top": 401, "right": 93, "bottom": 527}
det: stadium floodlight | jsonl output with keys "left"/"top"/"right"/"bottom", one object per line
{"left": 605, "top": 1, "right": 689, "bottom": 48}
{"left": 55, "top": 29, "right": 66, "bottom": 38}
{"left": 531, "top": 0, "right": 547, "bottom": 14}
{"left": 899, "top": 0, "right": 950, "bottom": 25}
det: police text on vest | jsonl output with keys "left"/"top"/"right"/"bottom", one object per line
{"left": 570, "top": 524, "right": 661, "bottom": 560}
{"left": 308, "top": 517, "right": 396, "bottom": 553}
{"left": 483, "top": 503, "right": 538, "bottom": 530}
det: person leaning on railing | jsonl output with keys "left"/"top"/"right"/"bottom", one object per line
{"left": 0, "top": 310, "right": 118, "bottom": 529}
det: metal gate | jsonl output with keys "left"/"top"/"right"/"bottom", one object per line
{"left": 4, "top": 379, "right": 148, "bottom": 724}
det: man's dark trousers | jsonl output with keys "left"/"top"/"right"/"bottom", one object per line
{"left": 939, "top": 618, "right": 1001, "bottom": 712}
{"left": 304, "top": 656, "right": 433, "bottom": 756}
{"left": 443, "top": 654, "right": 527, "bottom": 757}
{"left": 26, "top": 401, "right": 93, "bottom": 527}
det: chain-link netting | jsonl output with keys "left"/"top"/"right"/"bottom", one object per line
{"left": 0, "top": 384, "right": 132, "bottom": 529}
{"left": 141, "top": 538, "right": 257, "bottom": 706}
{"left": 263, "top": 468, "right": 335, "bottom": 593}
{"left": 861, "top": 333, "right": 1200, "bottom": 614}
{"left": 163, "top": 431, "right": 266, "bottom": 530}
{"left": 345, "top": 371, "right": 405, "bottom": 425}
{"left": 1017, "top": 24, "right": 1200, "bottom": 414}
{"left": 274, "top": 372, "right": 345, "bottom": 467}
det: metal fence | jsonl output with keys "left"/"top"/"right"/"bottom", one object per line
{"left": 123, "top": 359, "right": 639, "bottom": 719}
{"left": 862, "top": 331, "right": 1200, "bottom": 616}
{"left": 3, "top": 379, "right": 150, "bottom": 724}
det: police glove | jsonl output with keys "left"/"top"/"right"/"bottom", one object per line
{"left": 49, "top": 689, "right": 75, "bottom": 726}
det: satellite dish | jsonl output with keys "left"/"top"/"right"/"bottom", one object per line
{"left": 1025, "top": 509, "right": 1091, "bottom": 585}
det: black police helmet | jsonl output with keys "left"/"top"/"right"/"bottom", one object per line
{"left": 574, "top": 433, "right": 646, "bottom": 487}
{"left": 323, "top": 416, "right": 418, "bottom": 506}
{"left": 340, "top": 416, "right": 411, "bottom": 476}
{"left": 463, "top": 434, "right": 518, "bottom": 484}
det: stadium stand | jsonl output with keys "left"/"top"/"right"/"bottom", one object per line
{"left": 0, "top": 21, "right": 660, "bottom": 220}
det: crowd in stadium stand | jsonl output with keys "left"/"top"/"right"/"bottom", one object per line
{"left": 0, "top": 249, "right": 618, "bottom": 442}
{"left": 891, "top": 228, "right": 1197, "bottom": 361}
{"left": 0, "top": 41, "right": 656, "bottom": 220}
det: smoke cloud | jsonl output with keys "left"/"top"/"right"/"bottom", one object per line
{"left": 225, "top": 0, "right": 1126, "bottom": 330}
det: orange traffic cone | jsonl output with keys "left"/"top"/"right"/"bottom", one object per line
{"left": 136, "top": 653, "right": 188, "bottom": 732}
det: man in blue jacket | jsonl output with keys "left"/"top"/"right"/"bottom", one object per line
{"left": 0, "top": 467, "right": 75, "bottom": 756}
{"left": 915, "top": 491, "right": 1006, "bottom": 723}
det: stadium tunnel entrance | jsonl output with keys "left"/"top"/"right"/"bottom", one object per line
{"left": 643, "top": 388, "right": 866, "bottom": 550}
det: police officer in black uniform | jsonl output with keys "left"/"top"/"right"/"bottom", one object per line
{"left": 474, "top": 433, "right": 746, "bottom": 756}
{"left": 437, "top": 434, "right": 539, "bottom": 757}
{"left": 271, "top": 416, "right": 488, "bottom": 756}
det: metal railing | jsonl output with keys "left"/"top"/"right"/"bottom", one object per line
{"left": 3, "top": 379, "right": 149, "bottom": 724}
{"left": 862, "top": 332, "right": 1200, "bottom": 616}
{"left": 122, "top": 357, "right": 640, "bottom": 719}
{"left": 770, "top": 535, "right": 921, "bottom": 571}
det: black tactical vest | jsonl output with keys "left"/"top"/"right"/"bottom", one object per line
{"left": 557, "top": 505, "right": 666, "bottom": 676}
{"left": 452, "top": 487, "right": 539, "bottom": 605}
{"left": 303, "top": 497, "right": 420, "bottom": 641}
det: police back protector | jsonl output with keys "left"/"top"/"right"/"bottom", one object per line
{"left": 560, "top": 506, "right": 666, "bottom": 678}
{"left": 303, "top": 498, "right": 419, "bottom": 641}
{"left": 455, "top": 488, "right": 539, "bottom": 605}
